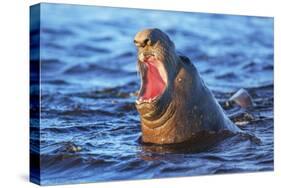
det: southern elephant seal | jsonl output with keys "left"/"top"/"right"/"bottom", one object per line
{"left": 134, "top": 28, "right": 241, "bottom": 145}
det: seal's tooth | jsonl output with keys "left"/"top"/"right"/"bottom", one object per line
{"left": 148, "top": 98, "right": 152, "bottom": 103}
{"left": 136, "top": 100, "right": 140, "bottom": 104}
{"left": 139, "top": 53, "right": 144, "bottom": 62}
{"left": 152, "top": 96, "right": 158, "bottom": 101}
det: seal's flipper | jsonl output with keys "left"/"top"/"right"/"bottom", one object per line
{"left": 229, "top": 88, "right": 254, "bottom": 108}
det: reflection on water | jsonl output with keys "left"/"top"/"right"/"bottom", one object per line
{"left": 30, "top": 3, "right": 273, "bottom": 185}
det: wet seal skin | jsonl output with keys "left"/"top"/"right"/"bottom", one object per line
{"left": 134, "top": 28, "right": 242, "bottom": 145}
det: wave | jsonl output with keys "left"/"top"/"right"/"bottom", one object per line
{"left": 215, "top": 72, "right": 238, "bottom": 80}
{"left": 42, "top": 27, "right": 75, "bottom": 37}
{"left": 63, "top": 63, "right": 132, "bottom": 76}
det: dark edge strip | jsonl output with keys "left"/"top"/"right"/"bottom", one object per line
{"left": 30, "top": 3, "right": 41, "bottom": 185}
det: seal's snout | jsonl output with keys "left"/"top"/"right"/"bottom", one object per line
{"left": 134, "top": 28, "right": 175, "bottom": 54}
{"left": 134, "top": 36, "right": 152, "bottom": 48}
{"left": 134, "top": 28, "right": 161, "bottom": 48}
{"left": 134, "top": 33, "right": 152, "bottom": 48}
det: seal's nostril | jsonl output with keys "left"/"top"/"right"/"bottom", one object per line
{"left": 134, "top": 39, "right": 141, "bottom": 47}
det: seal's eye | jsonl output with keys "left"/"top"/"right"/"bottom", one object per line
{"left": 143, "top": 38, "right": 150, "bottom": 46}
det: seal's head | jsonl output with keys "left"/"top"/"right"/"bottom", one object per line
{"left": 134, "top": 28, "right": 180, "bottom": 129}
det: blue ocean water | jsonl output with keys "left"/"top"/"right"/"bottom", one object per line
{"left": 31, "top": 3, "right": 273, "bottom": 185}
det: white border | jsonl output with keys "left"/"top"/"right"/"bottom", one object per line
{"left": 0, "top": 0, "right": 280, "bottom": 188}
{"left": 31, "top": 0, "right": 277, "bottom": 17}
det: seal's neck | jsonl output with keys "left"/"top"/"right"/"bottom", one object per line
{"left": 141, "top": 99, "right": 176, "bottom": 129}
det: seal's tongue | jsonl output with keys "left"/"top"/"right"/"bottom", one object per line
{"left": 140, "top": 57, "right": 166, "bottom": 100}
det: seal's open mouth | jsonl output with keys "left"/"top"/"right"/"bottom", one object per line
{"left": 137, "top": 53, "right": 167, "bottom": 104}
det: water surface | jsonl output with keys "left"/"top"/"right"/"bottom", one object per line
{"left": 30, "top": 3, "right": 273, "bottom": 185}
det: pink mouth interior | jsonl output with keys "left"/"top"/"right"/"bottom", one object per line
{"left": 139, "top": 56, "right": 166, "bottom": 100}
